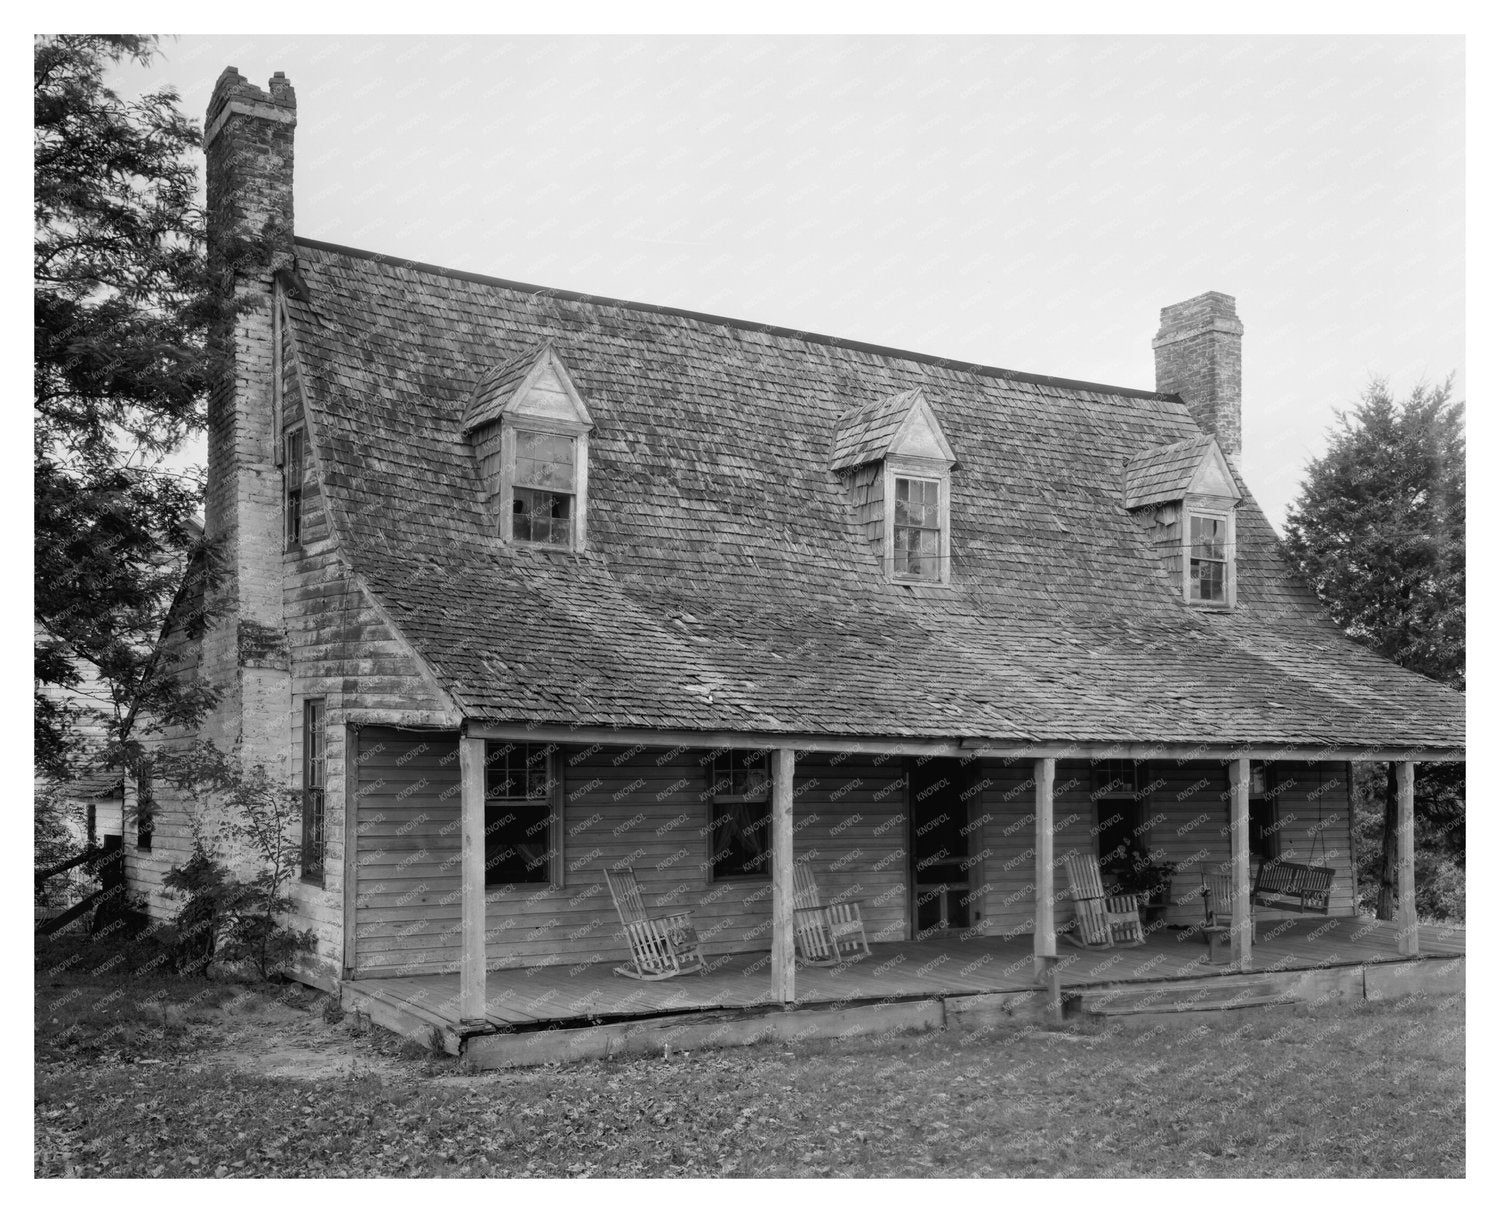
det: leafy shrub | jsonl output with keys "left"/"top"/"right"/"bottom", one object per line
{"left": 160, "top": 742, "right": 315, "bottom": 980}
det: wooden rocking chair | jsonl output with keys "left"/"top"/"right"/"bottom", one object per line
{"left": 793, "top": 861, "right": 871, "bottom": 966}
{"left": 603, "top": 865, "right": 705, "bottom": 981}
{"left": 1061, "top": 854, "right": 1145, "bottom": 950}
{"left": 1199, "top": 869, "right": 1238, "bottom": 962}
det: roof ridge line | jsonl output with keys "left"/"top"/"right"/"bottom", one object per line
{"left": 293, "top": 235, "right": 1182, "bottom": 404}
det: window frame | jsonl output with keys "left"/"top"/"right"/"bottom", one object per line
{"left": 284, "top": 426, "right": 307, "bottom": 550}
{"left": 1247, "top": 760, "right": 1282, "bottom": 861}
{"left": 135, "top": 764, "right": 154, "bottom": 853}
{"left": 1090, "top": 759, "right": 1148, "bottom": 872}
{"left": 301, "top": 698, "right": 327, "bottom": 884}
{"left": 883, "top": 455, "right": 952, "bottom": 585}
{"left": 1184, "top": 505, "right": 1236, "bottom": 608}
{"left": 499, "top": 418, "right": 590, "bottom": 552}
{"left": 704, "top": 748, "right": 772, "bottom": 883}
{"left": 482, "top": 741, "right": 562, "bottom": 889}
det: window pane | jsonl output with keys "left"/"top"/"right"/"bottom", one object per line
{"left": 895, "top": 525, "right": 941, "bottom": 579}
{"left": 515, "top": 429, "right": 576, "bottom": 491}
{"left": 513, "top": 488, "right": 573, "bottom": 545}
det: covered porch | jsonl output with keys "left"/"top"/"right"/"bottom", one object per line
{"left": 343, "top": 916, "right": 1465, "bottom": 1061}
{"left": 435, "top": 730, "right": 1449, "bottom": 1030}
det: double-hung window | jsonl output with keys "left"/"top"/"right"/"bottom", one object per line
{"left": 1188, "top": 513, "right": 1228, "bottom": 604}
{"left": 1092, "top": 759, "right": 1143, "bottom": 870}
{"left": 136, "top": 764, "right": 154, "bottom": 853}
{"left": 302, "top": 699, "right": 326, "bottom": 881}
{"left": 484, "top": 742, "right": 557, "bottom": 886}
{"left": 1247, "top": 761, "right": 1281, "bottom": 861}
{"left": 893, "top": 476, "right": 943, "bottom": 580}
{"left": 284, "top": 428, "right": 306, "bottom": 548}
{"left": 706, "top": 749, "right": 771, "bottom": 881}
{"left": 511, "top": 429, "right": 577, "bottom": 547}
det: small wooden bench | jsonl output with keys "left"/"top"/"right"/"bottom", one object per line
{"left": 1251, "top": 858, "right": 1334, "bottom": 915}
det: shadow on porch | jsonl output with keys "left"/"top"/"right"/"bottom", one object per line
{"left": 343, "top": 916, "right": 1464, "bottom": 1051}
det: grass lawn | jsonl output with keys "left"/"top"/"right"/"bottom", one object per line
{"left": 35, "top": 938, "right": 1464, "bottom": 1178}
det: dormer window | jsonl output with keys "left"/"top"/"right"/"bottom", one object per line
{"left": 1124, "top": 435, "right": 1241, "bottom": 609}
{"left": 892, "top": 472, "right": 945, "bottom": 581}
{"left": 831, "top": 388, "right": 957, "bottom": 585}
{"left": 463, "top": 344, "right": 594, "bottom": 552}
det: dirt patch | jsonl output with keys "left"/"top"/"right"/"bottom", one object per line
{"left": 191, "top": 990, "right": 415, "bottom": 1082}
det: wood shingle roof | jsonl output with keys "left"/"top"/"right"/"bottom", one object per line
{"left": 283, "top": 238, "right": 1463, "bottom": 754}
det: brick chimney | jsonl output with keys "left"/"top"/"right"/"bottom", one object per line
{"left": 201, "top": 68, "right": 297, "bottom": 782}
{"left": 1153, "top": 292, "right": 1244, "bottom": 457}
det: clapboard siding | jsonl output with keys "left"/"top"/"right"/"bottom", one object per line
{"left": 978, "top": 758, "right": 1357, "bottom": 936}
{"left": 278, "top": 319, "right": 458, "bottom": 985}
{"left": 352, "top": 734, "right": 910, "bottom": 976}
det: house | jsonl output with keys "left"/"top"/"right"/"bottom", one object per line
{"left": 128, "top": 68, "right": 1464, "bottom": 1061}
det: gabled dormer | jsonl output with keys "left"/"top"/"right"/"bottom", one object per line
{"left": 1124, "top": 435, "right": 1242, "bottom": 608}
{"left": 464, "top": 343, "right": 594, "bottom": 551}
{"left": 831, "top": 388, "right": 957, "bottom": 584}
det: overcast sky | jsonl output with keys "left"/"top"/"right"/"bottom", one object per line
{"left": 116, "top": 34, "right": 1463, "bottom": 529}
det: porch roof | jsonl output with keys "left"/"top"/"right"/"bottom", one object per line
{"left": 283, "top": 239, "right": 1464, "bottom": 757}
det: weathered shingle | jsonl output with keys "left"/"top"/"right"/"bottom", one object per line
{"left": 830, "top": 388, "right": 924, "bottom": 470}
{"left": 1124, "top": 436, "right": 1217, "bottom": 509}
{"left": 282, "top": 239, "right": 1464, "bottom": 753}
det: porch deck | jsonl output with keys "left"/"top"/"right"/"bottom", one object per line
{"left": 345, "top": 916, "right": 1465, "bottom": 1037}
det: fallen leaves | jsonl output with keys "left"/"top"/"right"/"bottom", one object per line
{"left": 33, "top": 986, "right": 1466, "bottom": 1179}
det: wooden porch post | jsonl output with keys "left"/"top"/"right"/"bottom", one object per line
{"left": 458, "top": 733, "right": 488, "bottom": 1025}
{"left": 770, "top": 748, "right": 796, "bottom": 1006}
{"left": 1230, "top": 756, "right": 1253, "bottom": 972}
{"left": 1396, "top": 760, "right": 1418, "bottom": 957}
{"left": 1032, "top": 757, "right": 1061, "bottom": 1021}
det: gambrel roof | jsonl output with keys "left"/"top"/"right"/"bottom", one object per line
{"left": 281, "top": 238, "right": 1463, "bottom": 754}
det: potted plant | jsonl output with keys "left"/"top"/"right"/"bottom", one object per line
{"left": 1103, "top": 847, "right": 1177, "bottom": 924}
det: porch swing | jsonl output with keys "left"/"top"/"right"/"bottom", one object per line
{"left": 1200, "top": 783, "right": 1336, "bottom": 953}
{"left": 1250, "top": 786, "right": 1335, "bottom": 917}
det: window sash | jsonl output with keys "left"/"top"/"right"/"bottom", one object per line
{"left": 512, "top": 486, "right": 574, "bottom": 546}
{"left": 486, "top": 741, "right": 554, "bottom": 802}
{"left": 483, "top": 801, "right": 556, "bottom": 885}
{"left": 514, "top": 429, "right": 577, "bottom": 491}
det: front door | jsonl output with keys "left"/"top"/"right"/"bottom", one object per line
{"left": 908, "top": 758, "right": 975, "bottom": 935}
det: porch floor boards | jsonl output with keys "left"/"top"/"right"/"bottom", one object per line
{"left": 346, "top": 917, "right": 1464, "bottom": 1032}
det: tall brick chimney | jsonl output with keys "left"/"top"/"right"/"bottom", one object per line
{"left": 201, "top": 68, "right": 297, "bottom": 784}
{"left": 1153, "top": 292, "right": 1244, "bottom": 457}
